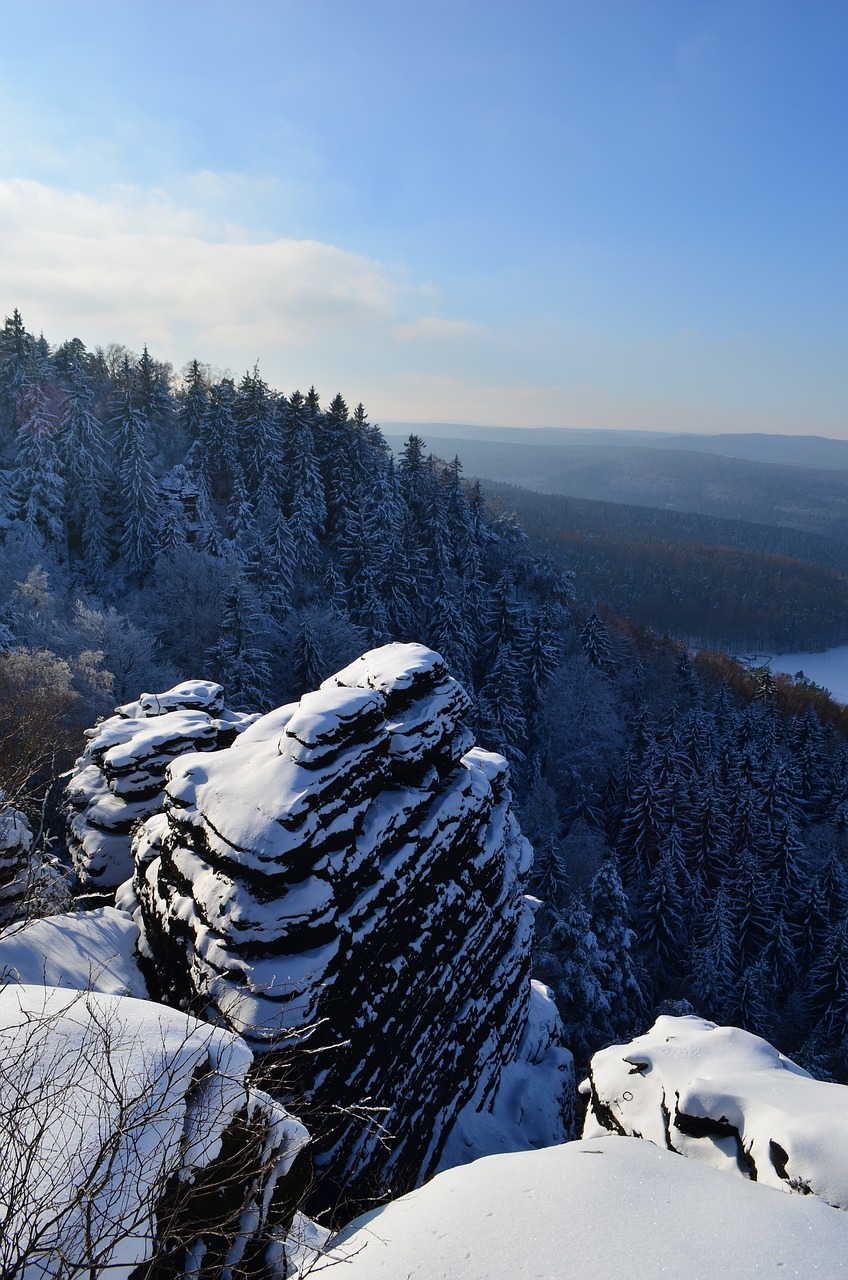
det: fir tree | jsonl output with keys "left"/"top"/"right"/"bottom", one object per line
{"left": 291, "top": 613, "right": 326, "bottom": 693}
{"left": 11, "top": 378, "right": 65, "bottom": 546}
{"left": 60, "top": 375, "right": 110, "bottom": 582}
{"left": 179, "top": 358, "right": 209, "bottom": 447}
{"left": 579, "top": 611, "right": 616, "bottom": 675}
{"left": 114, "top": 383, "right": 158, "bottom": 579}
{"left": 284, "top": 390, "right": 326, "bottom": 575}
{"left": 208, "top": 582, "right": 272, "bottom": 712}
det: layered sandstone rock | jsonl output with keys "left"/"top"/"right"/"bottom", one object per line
{"left": 65, "top": 680, "right": 255, "bottom": 901}
{"left": 132, "top": 644, "right": 570, "bottom": 1208}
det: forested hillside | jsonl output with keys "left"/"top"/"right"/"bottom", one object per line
{"left": 384, "top": 428, "right": 848, "bottom": 538}
{"left": 0, "top": 308, "right": 568, "bottom": 763}
{"left": 484, "top": 481, "right": 848, "bottom": 652}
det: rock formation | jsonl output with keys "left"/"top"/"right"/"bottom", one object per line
{"left": 581, "top": 1014, "right": 848, "bottom": 1209}
{"left": 0, "top": 983, "right": 309, "bottom": 1277}
{"left": 132, "top": 643, "right": 570, "bottom": 1210}
{"left": 0, "top": 806, "right": 33, "bottom": 925}
{"left": 65, "top": 680, "right": 256, "bottom": 902}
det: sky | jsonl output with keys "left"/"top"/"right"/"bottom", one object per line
{"left": 1, "top": 0, "right": 846, "bottom": 435}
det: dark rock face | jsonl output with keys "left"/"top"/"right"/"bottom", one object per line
{"left": 65, "top": 680, "right": 256, "bottom": 901}
{"left": 0, "top": 807, "right": 33, "bottom": 925}
{"left": 133, "top": 644, "right": 551, "bottom": 1209}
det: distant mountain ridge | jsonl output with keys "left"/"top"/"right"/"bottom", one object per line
{"left": 384, "top": 428, "right": 848, "bottom": 541}
{"left": 382, "top": 422, "right": 848, "bottom": 472}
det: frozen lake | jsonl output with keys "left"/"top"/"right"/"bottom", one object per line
{"left": 767, "top": 645, "right": 848, "bottom": 706}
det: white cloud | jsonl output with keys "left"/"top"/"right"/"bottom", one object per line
{"left": 0, "top": 178, "right": 431, "bottom": 379}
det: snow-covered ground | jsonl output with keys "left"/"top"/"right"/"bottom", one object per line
{"left": 767, "top": 643, "right": 848, "bottom": 705}
{"left": 319, "top": 1137, "right": 848, "bottom": 1279}
{"left": 0, "top": 906, "right": 148, "bottom": 997}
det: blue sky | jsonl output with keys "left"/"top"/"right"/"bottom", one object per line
{"left": 1, "top": 0, "right": 846, "bottom": 434}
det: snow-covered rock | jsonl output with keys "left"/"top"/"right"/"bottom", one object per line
{"left": 318, "top": 1137, "right": 848, "bottom": 1280}
{"left": 134, "top": 643, "right": 569, "bottom": 1208}
{"left": 0, "top": 905, "right": 148, "bottom": 997}
{"left": 0, "top": 805, "right": 33, "bottom": 924}
{"left": 437, "top": 979, "right": 576, "bottom": 1170}
{"left": 582, "top": 1014, "right": 848, "bottom": 1209}
{"left": 0, "top": 983, "right": 309, "bottom": 1279}
{"left": 64, "top": 679, "right": 256, "bottom": 899}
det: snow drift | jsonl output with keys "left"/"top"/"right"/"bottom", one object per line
{"left": 321, "top": 1136, "right": 848, "bottom": 1280}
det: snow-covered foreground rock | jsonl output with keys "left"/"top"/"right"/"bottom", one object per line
{"left": 132, "top": 643, "right": 572, "bottom": 1207}
{"left": 0, "top": 905, "right": 147, "bottom": 996}
{"left": 0, "top": 984, "right": 309, "bottom": 1279}
{"left": 321, "top": 1137, "right": 848, "bottom": 1279}
{"left": 582, "top": 1014, "right": 848, "bottom": 1208}
{"left": 65, "top": 679, "right": 256, "bottom": 899}
{"left": 0, "top": 805, "right": 34, "bottom": 924}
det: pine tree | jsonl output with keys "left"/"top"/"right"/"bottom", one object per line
{"left": 690, "top": 889, "right": 738, "bottom": 1024}
{"left": 477, "top": 639, "right": 528, "bottom": 772}
{"left": 179, "top": 358, "right": 209, "bottom": 447}
{"left": 531, "top": 836, "right": 569, "bottom": 912}
{"left": 616, "top": 752, "right": 665, "bottom": 884}
{"left": 113, "top": 381, "right": 158, "bottom": 579}
{"left": 60, "top": 376, "right": 110, "bottom": 581}
{"left": 208, "top": 582, "right": 272, "bottom": 712}
{"left": 536, "top": 896, "right": 611, "bottom": 1068}
{"left": 0, "top": 309, "right": 34, "bottom": 442}
{"left": 638, "top": 842, "right": 688, "bottom": 1000}
{"left": 265, "top": 504, "right": 297, "bottom": 616}
{"left": 11, "top": 378, "right": 65, "bottom": 546}
{"left": 587, "top": 860, "right": 645, "bottom": 1040}
{"left": 807, "top": 918, "right": 848, "bottom": 1055}
{"left": 291, "top": 613, "right": 325, "bottom": 693}
{"left": 428, "top": 578, "right": 476, "bottom": 684}
{"left": 225, "top": 466, "right": 254, "bottom": 547}
{"left": 238, "top": 365, "right": 283, "bottom": 499}
{"left": 526, "top": 602, "right": 564, "bottom": 694}
{"left": 197, "top": 377, "right": 239, "bottom": 500}
{"left": 579, "top": 611, "right": 616, "bottom": 675}
{"left": 284, "top": 390, "right": 326, "bottom": 575}
{"left": 137, "top": 343, "right": 174, "bottom": 452}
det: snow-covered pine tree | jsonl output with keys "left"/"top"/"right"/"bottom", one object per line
{"left": 0, "top": 309, "right": 34, "bottom": 444}
{"left": 579, "top": 610, "right": 616, "bottom": 676}
{"left": 11, "top": 378, "right": 65, "bottom": 547}
{"left": 238, "top": 365, "right": 283, "bottom": 500}
{"left": 113, "top": 379, "right": 158, "bottom": 580}
{"left": 284, "top": 390, "right": 327, "bottom": 576}
{"left": 59, "top": 374, "right": 110, "bottom": 583}
{"left": 208, "top": 581, "right": 272, "bottom": 712}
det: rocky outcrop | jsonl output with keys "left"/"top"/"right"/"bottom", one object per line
{"left": 0, "top": 806, "right": 33, "bottom": 925}
{"left": 65, "top": 680, "right": 256, "bottom": 902}
{"left": 581, "top": 1014, "right": 848, "bottom": 1210}
{"left": 132, "top": 643, "right": 567, "bottom": 1210}
{"left": 0, "top": 984, "right": 309, "bottom": 1278}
